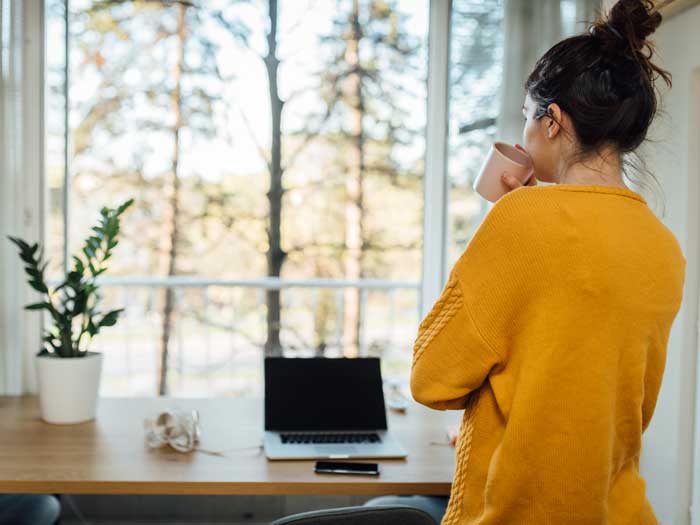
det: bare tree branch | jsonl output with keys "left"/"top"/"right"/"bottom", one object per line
{"left": 190, "top": 310, "right": 263, "bottom": 349}
{"left": 89, "top": 0, "right": 195, "bottom": 11}
{"left": 459, "top": 117, "right": 497, "bottom": 135}
{"left": 283, "top": 126, "right": 323, "bottom": 171}
{"left": 228, "top": 101, "right": 272, "bottom": 172}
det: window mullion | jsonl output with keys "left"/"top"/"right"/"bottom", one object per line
{"left": 421, "top": 0, "right": 452, "bottom": 318}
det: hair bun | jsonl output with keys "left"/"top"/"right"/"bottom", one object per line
{"left": 610, "top": 0, "right": 662, "bottom": 49}
{"left": 589, "top": 0, "right": 670, "bottom": 86}
{"left": 591, "top": 0, "right": 661, "bottom": 52}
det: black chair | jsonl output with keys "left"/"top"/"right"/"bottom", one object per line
{"left": 269, "top": 504, "right": 437, "bottom": 525}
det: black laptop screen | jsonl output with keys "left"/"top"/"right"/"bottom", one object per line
{"left": 264, "top": 357, "right": 388, "bottom": 431}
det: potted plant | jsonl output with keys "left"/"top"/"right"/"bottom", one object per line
{"left": 8, "top": 199, "right": 133, "bottom": 424}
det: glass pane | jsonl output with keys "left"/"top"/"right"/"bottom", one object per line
{"left": 46, "top": 0, "right": 428, "bottom": 396}
{"left": 45, "top": 0, "right": 67, "bottom": 279}
{"left": 447, "top": 0, "right": 594, "bottom": 266}
{"left": 447, "top": 0, "right": 504, "bottom": 266}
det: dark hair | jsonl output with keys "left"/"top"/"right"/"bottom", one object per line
{"left": 524, "top": 0, "right": 672, "bottom": 195}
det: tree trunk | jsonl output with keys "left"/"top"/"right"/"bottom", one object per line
{"left": 263, "top": 0, "right": 286, "bottom": 358}
{"left": 313, "top": 260, "right": 333, "bottom": 357}
{"left": 342, "top": 0, "right": 365, "bottom": 358}
{"left": 158, "top": 3, "right": 187, "bottom": 396}
{"left": 343, "top": 0, "right": 365, "bottom": 357}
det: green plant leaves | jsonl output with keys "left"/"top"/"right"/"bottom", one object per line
{"left": 8, "top": 236, "right": 50, "bottom": 294}
{"left": 25, "top": 302, "right": 53, "bottom": 311}
{"left": 117, "top": 198, "right": 134, "bottom": 214}
{"left": 99, "top": 308, "right": 124, "bottom": 328}
{"left": 72, "top": 256, "right": 85, "bottom": 274}
{"left": 8, "top": 198, "right": 134, "bottom": 357}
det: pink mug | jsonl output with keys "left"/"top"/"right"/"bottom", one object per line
{"left": 473, "top": 142, "right": 533, "bottom": 202}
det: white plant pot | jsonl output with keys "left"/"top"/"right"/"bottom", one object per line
{"left": 36, "top": 352, "right": 103, "bottom": 424}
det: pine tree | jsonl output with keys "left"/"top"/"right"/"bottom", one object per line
{"left": 69, "top": 0, "right": 235, "bottom": 394}
{"left": 318, "top": 0, "right": 423, "bottom": 356}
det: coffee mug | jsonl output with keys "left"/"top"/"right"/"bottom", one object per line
{"left": 473, "top": 142, "right": 533, "bottom": 202}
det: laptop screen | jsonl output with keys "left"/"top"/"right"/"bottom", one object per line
{"left": 264, "top": 357, "right": 388, "bottom": 431}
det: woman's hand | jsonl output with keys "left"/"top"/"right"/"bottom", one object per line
{"left": 501, "top": 143, "right": 537, "bottom": 191}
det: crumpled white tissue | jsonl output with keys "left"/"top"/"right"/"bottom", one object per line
{"left": 144, "top": 409, "right": 201, "bottom": 453}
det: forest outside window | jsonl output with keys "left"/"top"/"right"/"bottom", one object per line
{"left": 46, "top": 0, "right": 429, "bottom": 396}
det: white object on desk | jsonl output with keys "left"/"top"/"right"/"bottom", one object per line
{"left": 36, "top": 352, "right": 103, "bottom": 425}
{"left": 144, "top": 409, "right": 201, "bottom": 453}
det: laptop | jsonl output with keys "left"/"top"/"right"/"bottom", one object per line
{"left": 263, "top": 357, "right": 408, "bottom": 460}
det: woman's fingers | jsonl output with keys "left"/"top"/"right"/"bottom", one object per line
{"left": 501, "top": 173, "right": 522, "bottom": 191}
{"left": 501, "top": 172, "right": 537, "bottom": 191}
{"left": 504, "top": 145, "right": 537, "bottom": 190}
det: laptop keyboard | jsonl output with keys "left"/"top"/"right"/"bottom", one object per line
{"left": 280, "top": 432, "right": 381, "bottom": 444}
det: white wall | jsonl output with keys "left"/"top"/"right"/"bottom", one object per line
{"left": 642, "top": 5, "right": 700, "bottom": 524}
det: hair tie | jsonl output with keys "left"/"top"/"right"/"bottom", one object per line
{"left": 589, "top": 24, "right": 625, "bottom": 44}
{"left": 607, "top": 25, "right": 624, "bottom": 41}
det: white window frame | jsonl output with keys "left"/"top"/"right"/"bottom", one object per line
{"left": 15, "top": 0, "right": 453, "bottom": 390}
{"left": 420, "top": 0, "right": 452, "bottom": 318}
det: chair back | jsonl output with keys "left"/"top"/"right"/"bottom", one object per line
{"left": 269, "top": 504, "right": 437, "bottom": 525}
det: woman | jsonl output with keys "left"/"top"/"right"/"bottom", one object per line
{"left": 365, "top": 0, "right": 685, "bottom": 523}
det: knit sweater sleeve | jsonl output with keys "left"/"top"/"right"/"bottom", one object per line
{"left": 411, "top": 190, "right": 533, "bottom": 410}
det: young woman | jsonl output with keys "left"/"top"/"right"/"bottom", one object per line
{"left": 366, "top": 0, "right": 685, "bottom": 523}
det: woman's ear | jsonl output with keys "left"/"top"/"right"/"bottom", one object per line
{"left": 545, "top": 103, "right": 562, "bottom": 139}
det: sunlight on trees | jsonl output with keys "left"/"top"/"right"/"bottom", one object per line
{"left": 45, "top": 0, "right": 507, "bottom": 397}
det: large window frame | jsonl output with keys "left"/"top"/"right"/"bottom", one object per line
{"left": 29, "top": 0, "right": 454, "bottom": 396}
{"left": 4, "top": 0, "right": 454, "bottom": 391}
{"left": 37, "top": 0, "right": 456, "bottom": 360}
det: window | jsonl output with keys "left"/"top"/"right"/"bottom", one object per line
{"left": 447, "top": 0, "right": 504, "bottom": 266}
{"left": 46, "top": 0, "right": 428, "bottom": 396}
{"left": 447, "top": 0, "right": 598, "bottom": 266}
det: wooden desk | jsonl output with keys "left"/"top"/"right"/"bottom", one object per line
{"left": 0, "top": 397, "right": 461, "bottom": 496}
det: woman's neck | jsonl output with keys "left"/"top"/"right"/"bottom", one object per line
{"left": 557, "top": 149, "right": 627, "bottom": 188}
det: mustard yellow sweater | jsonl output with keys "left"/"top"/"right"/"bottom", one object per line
{"left": 411, "top": 184, "right": 685, "bottom": 525}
